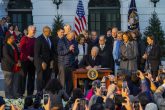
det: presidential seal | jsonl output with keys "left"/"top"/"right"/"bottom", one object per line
{"left": 87, "top": 68, "right": 98, "bottom": 80}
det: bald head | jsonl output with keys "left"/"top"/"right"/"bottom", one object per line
{"left": 112, "top": 27, "right": 118, "bottom": 38}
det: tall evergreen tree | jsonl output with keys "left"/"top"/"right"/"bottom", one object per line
{"left": 52, "top": 15, "right": 64, "bottom": 37}
{"left": 144, "top": 12, "right": 165, "bottom": 46}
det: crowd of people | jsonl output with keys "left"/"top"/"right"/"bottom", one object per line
{"left": 0, "top": 16, "right": 165, "bottom": 110}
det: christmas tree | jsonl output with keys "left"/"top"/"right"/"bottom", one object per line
{"left": 144, "top": 12, "right": 165, "bottom": 46}
{"left": 52, "top": 14, "right": 64, "bottom": 37}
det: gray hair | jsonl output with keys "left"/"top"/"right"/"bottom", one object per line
{"left": 91, "top": 46, "right": 99, "bottom": 53}
{"left": 99, "top": 35, "right": 106, "bottom": 39}
{"left": 64, "top": 24, "right": 72, "bottom": 29}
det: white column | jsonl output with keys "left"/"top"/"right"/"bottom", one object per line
{"left": 0, "top": 0, "right": 9, "bottom": 18}
{"left": 119, "top": 0, "right": 130, "bottom": 31}
{"left": 31, "top": 0, "right": 57, "bottom": 36}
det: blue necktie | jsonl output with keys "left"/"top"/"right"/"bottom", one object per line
{"left": 46, "top": 38, "right": 50, "bottom": 48}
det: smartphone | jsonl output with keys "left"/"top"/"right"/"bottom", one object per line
{"left": 79, "top": 98, "right": 86, "bottom": 109}
{"left": 136, "top": 70, "right": 140, "bottom": 76}
{"left": 43, "top": 94, "right": 49, "bottom": 105}
{"left": 159, "top": 65, "right": 164, "bottom": 70}
{"left": 134, "top": 101, "right": 140, "bottom": 110}
{"left": 122, "top": 81, "right": 127, "bottom": 89}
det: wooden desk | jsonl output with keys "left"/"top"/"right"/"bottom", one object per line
{"left": 72, "top": 69, "right": 112, "bottom": 88}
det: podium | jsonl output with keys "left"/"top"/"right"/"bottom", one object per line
{"left": 72, "top": 68, "right": 112, "bottom": 88}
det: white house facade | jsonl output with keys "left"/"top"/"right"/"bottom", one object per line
{"left": 0, "top": 0, "right": 165, "bottom": 36}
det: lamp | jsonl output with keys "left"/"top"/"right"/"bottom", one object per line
{"left": 52, "top": 0, "right": 63, "bottom": 9}
{"left": 151, "top": 0, "right": 160, "bottom": 7}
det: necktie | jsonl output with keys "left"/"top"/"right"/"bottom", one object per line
{"left": 101, "top": 45, "right": 104, "bottom": 50}
{"left": 83, "top": 44, "right": 85, "bottom": 55}
{"left": 46, "top": 38, "right": 50, "bottom": 48}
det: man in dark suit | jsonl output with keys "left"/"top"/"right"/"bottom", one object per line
{"left": 79, "top": 46, "right": 101, "bottom": 69}
{"left": 50, "top": 28, "right": 64, "bottom": 78}
{"left": 106, "top": 27, "right": 118, "bottom": 73}
{"left": 34, "top": 26, "right": 54, "bottom": 92}
{"left": 106, "top": 27, "right": 118, "bottom": 47}
{"left": 1, "top": 17, "right": 8, "bottom": 35}
{"left": 105, "top": 27, "right": 112, "bottom": 45}
{"left": 79, "top": 46, "right": 101, "bottom": 92}
{"left": 0, "top": 19, "right": 7, "bottom": 62}
{"left": 87, "top": 31, "right": 99, "bottom": 54}
{"left": 98, "top": 35, "right": 113, "bottom": 69}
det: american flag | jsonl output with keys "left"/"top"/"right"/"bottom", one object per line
{"left": 74, "top": 0, "right": 87, "bottom": 36}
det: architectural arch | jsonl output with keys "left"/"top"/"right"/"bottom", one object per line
{"left": 88, "top": 0, "right": 121, "bottom": 34}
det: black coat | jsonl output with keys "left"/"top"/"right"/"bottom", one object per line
{"left": 98, "top": 44, "right": 113, "bottom": 68}
{"left": 1, "top": 43, "right": 19, "bottom": 72}
{"left": 147, "top": 44, "right": 161, "bottom": 71}
{"left": 34, "top": 34, "right": 53, "bottom": 70}
{"left": 0, "top": 25, "right": 7, "bottom": 37}
{"left": 87, "top": 38, "right": 99, "bottom": 54}
{"left": 106, "top": 36, "right": 114, "bottom": 48}
{"left": 79, "top": 55, "right": 101, "bottom": 68}
{"left": 0, "top": 37, "right": 3, "bottom": 62}
{"left": 50, "top": 36, "right": 59, "bottom": 59}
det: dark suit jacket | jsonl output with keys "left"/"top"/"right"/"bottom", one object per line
{"left": 34, "top": 34, "right": 53, "bottom": 70}
{"left": 106, "top": 36, "right": 114, "bottom": 48}
{"left": 0, "top": 37, "right": 3, "bottom": 62}
{"left": 1, "top": 43, "right": 19, "bottom": 72}
{"left": 79, "top": 55, "right": 101, "bottom": 68}
{"left": 50, "top": 36, "right": 59, "bottom": 59}
{"left": 87, "top": 38, "right": 99, "bottom": 54}
{"left": 0, "top": 25, "right": 7, "bottom": 37}
{"left": 147, "top": 44, "right": 161, "bottom": 71}
{"left": 98, "top": 44, "right": 113, "bottom": 68}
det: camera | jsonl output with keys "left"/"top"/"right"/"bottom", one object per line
{"left": 100, "top": 80, "right": 107, "bottom": 96}
{"left": 158, "top": 72, "right": 165, "bottom": 84}
{"left": 134, "top": 101, "right": 140, "bottom": 110}
{"left": 136, "top": 71, "right": 140, "bottom": 76}
{"left": 79, "top": 98, "right": 86, "bottom": 107}
{"left": 43, "top": 94, "right": 49, "bottom": 105}
{"left": 77, "top": 98, "right": 87, "bottom": 110}
{"left": 100, "top": 86, "right": 107, "bottom": 96}
{"left": 122, "top": 81, "right": 127, "bottom": 89}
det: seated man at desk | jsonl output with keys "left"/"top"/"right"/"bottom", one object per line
{"left": 79, "top": 46, "right": 101, "bottom": 69}
{"left": 79, "top": 46, "right": 101, "bottom": 92}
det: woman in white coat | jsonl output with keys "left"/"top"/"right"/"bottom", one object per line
{"left": 77, "top": 34, "right": 88, "bottom": 64}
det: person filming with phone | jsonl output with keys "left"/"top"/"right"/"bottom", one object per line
{"left": 44, "top": 79, "right": 69, "bottom": 110}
